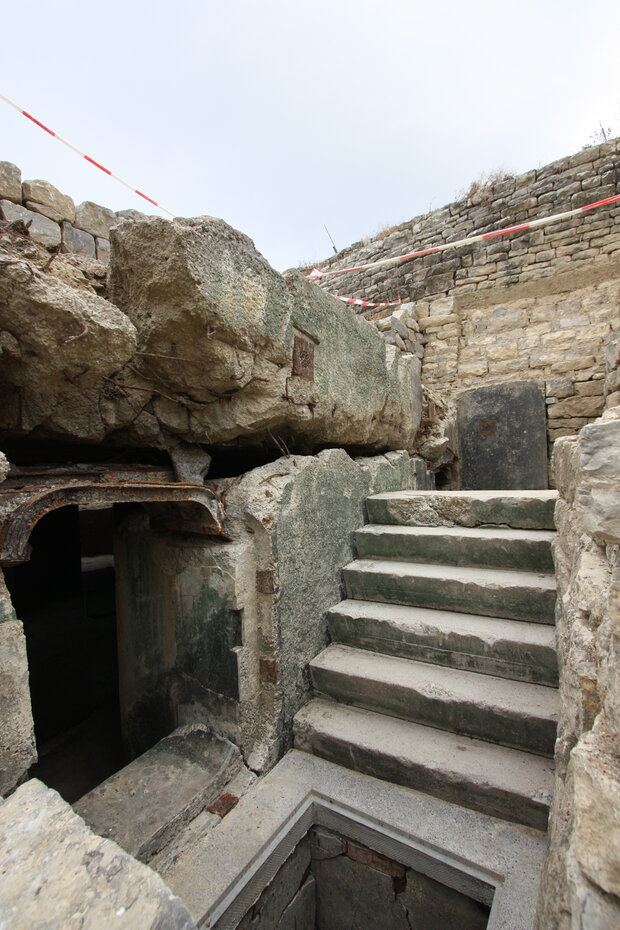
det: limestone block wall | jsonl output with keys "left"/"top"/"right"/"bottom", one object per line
{"left": 312, "top": 139, "right": 620, "bottom": 303}
{"left": 0, "top": 159, "right": 144, "bottom": 262}
{"left": 415, "top": 275, "right": 619, "bottom": 447}
{"left": 312, "top": 140, "right": 620, "bottom": 450}
{"left": 536, "top": 410, "right": 620, "bottom": 928}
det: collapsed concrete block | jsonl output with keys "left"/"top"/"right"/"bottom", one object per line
{"left": 0, "top": 228, "right": 137, "bottom": 440}
{"left": 0, "top": 214, "right": 421, "bottom": 452}
{"left": 109, "top": 216, "right": 422, "bottom": 451}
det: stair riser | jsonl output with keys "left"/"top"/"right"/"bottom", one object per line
{"left": 354, "top": 531, "right": 554, "bottom": 573}
{"left": 310, "top": 665, "right": 556, "bottom": 756}
{"left": 293, "top": 721, "right": 550, "bottom": 831}
{"left": 328, "top": 613, "right": 559, "bottom": 686}
{"left": 367, "top": 497, "right": 556, "bottom": 530}
{"left": 344, "top": 568, "right": 556, "bottom": 624}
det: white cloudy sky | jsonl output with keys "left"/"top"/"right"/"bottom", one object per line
{"left": 1, "top": 0, "right": 618, "bottom": 273}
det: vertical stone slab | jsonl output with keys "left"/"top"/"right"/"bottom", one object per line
{"left": 457, "top": 381, "right": 548, "bottom": 490}
{"left": 0, "top": 572, "right": 36, "bottom": 795}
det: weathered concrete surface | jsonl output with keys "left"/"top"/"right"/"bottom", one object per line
{"left": 0, "top": 222, "right": 137, "bottom": 440}
{"left": 165, "top": 749, "right": 548, "bottom": 930}
{"left": 0, "top": 214, "right": 421, "bottom": 452}
{"left": 457, "top": 381, "right": 548, "bottom": 490}
{"left": 355, "top": 524, "right": 555, "bottom": 571}
{"left": 112, "top": 449, "right": 422, "bottom": 773}
{"left": 108, "top": 215, "right": 421, "bottom": 451}
{"left": 536, "top": 408, "right": 620, "bottom": 929}
{"left": 327, "top": 599, "right": 558, "bottom": 685}
{"left": 367, "top": 489, "right": 558, "bottom": 529}
{"left": 0, "top": 778, "right": 196, "bottom": 929}
{"left": 310, "top": 644, "right": 558, "bottom": 755}
{"left": 75, "top": 724, "right": 243, "bottom": 862}
{"left": 294, "top": 699, "right": 554, "bottom": 830}
{"left": 343, "top": 558, "right": 557, "bottom": 623}
{"left": 0, "top": 570, "right": 36, "bottom": 796}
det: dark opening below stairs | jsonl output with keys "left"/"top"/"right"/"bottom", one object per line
{"left": 293, "top": 490, "right": 559, "bottom": 832}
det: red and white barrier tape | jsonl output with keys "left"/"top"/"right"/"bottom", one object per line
{"left": 331, "top": 294, "right": 401, "bottom": 308}
{"left": 0, "top": 93, "right": 176, "bottom": 218}
{"left": 307, "top": 192, "right": 620, "bottom": 280}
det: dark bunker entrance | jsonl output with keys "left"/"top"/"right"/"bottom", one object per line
{"left": 6, "top": 505, "right": 127, "bottom": 802}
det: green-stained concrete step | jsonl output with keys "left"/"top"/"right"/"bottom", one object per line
{"left": 293, "top": 699, "right": 554, "bottom": 831}
{"left": 367, "top": 490, "right": 558, "bottom": 530}
{"left": 74, "top": 725, "right": 242, "bottom": 862}
{"left": 327, "top": 599, "right": 558, "bottom": 686}
{"left": 310, "top": 644, "right": 558, "bottom": 756}
{"left": 354, "top": 524, "right": 555, "bottom": 572}
{"left": 343, "top": 558, "right": 556, "bottom": 623}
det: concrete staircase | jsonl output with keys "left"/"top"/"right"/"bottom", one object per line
{"left": 293, "top": 490, "right": 559, "bottom": 832}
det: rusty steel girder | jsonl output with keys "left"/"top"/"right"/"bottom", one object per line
{"left": 0, "top": 468, "right": 226, "bottom": 565}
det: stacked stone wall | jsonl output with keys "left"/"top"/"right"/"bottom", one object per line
{"left": 313, "top": 139, "right": 620, "bottom": 303}
{"left": 313, "top": 140, "right": 620, "bottom": 450}
{"left": 536, "top": 411, "right": 620, "bottom": 928}
{"left": 0, "top": 159, "right": 145, "bottom": 263}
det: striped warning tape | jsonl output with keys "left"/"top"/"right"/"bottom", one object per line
{"left": 0, "top": 92, "right": 176, "bottom": 218}
{"left": 307, "top": 191, "right": 620, "bottom": 280}
{"left": 331, "top": 294, "right": 401, "bottom": 308}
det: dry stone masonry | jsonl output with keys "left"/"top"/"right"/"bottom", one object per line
{"left": 0, "top": 160, "right": 134, "bottom": 262}
{"left": 312, "top": 139, "right": 620, "bottom": 453}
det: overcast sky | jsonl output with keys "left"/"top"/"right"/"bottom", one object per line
{"left": 1, "top": 1, "right": 618, "bottom": 274}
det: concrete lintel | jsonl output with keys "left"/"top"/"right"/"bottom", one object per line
{"left": 164, "top": 750, "right": 547, "bottom": 930}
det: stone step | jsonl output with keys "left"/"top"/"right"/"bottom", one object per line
{"left": 310, "top": 645, "right": 558, "bottom": 755}
{"left": 366, "top": 490, "right": 558, "bottom": 530}
{"left": 343, "top": 558, "right": 556, "bottom": 624}
{"left": 293, "top": 699, "right": 554, "bottom": 831}
{"left": 74, "top": 724, "right": 243, "bottom": 862}
{"left": 355, "top": 524, "right": 555, "bottom": 572}
{"left": 327, "top": 599, "right": 558, "bottom": 686}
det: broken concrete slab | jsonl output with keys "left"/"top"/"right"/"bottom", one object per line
{"left": 75, "top": 723, "right": 243, "bottom": 862}
{"left": 108, "top": 215, "right": 421, "bottom": 452}
{"left": 0, "top": 236, "right": 137, "bottom": 440}
{"left": 0, "top": 778, "right": 196, "bottom": 929}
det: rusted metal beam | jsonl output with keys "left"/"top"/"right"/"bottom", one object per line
{"left": 0, "top": 472, "right": 226, "bottom": 565}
